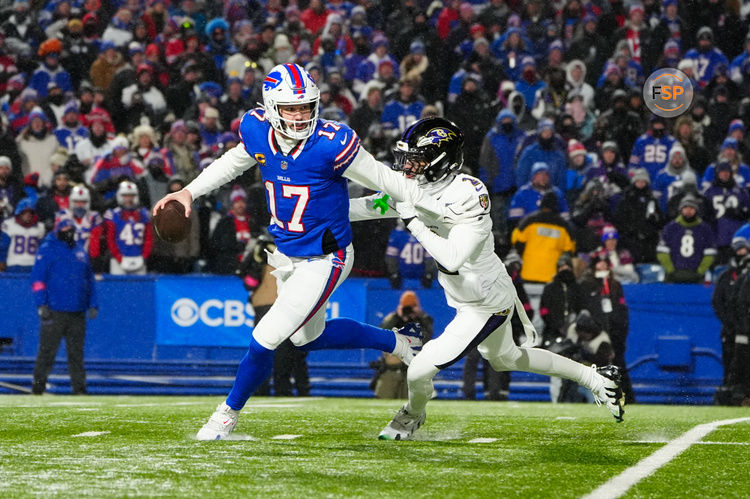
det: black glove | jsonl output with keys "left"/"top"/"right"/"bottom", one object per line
{"left": 38, "top": 305, "right": 51, "bottom": 320}
{"left": 88, "top": 308, "right": 98, "bottom": 320}
{"left": 388, "top": 273, "right": 402, "bottom": 289}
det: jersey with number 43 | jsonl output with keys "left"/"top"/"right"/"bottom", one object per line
{"left": 103, "top": 207, "right": 152, "bottom": 258}
{"left": 238, "top": 107, "right": 361, "bottom": 257}
{"left": 0, "top": 218, "right": 46, "bottom": 267}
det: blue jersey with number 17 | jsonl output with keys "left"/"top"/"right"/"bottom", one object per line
{"left": 238, "top": 108, "right": 361, "bottom": 257}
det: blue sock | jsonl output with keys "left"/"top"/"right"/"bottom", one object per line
{"left": 298, "top": 317, "right": 396, "bottom": 352}
{"left": 225, "top": 338, "right": 275, "bottom": 410}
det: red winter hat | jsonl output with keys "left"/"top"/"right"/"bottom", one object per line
{"left": 24, "top": 172, "right": 40, "bottom": 187}
{"left": 568, "top": 140, "right": 586, "bottom": 158}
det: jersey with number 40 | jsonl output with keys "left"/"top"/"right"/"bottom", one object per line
{"left": 238, "top": 108, "right": 361, "bottom": 257}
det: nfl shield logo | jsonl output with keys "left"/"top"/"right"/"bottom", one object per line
{"left": 281, "top": 160, "right": 288, "bottom": 170}
{"left": 479, "top": 194, "right": 490, "bottom": 210}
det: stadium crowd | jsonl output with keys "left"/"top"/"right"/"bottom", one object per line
{"left": 2, "top": 0, "right": 750, "bottom": 399}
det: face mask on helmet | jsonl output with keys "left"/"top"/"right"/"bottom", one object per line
{"left": 116, "top": 182, "right": 139, "bottom": 209}
{"left": 391, "top": 118, "right": 464, "bottom": 185}
{"left": 263, "top": 64, "right": 320, "bottom": 140}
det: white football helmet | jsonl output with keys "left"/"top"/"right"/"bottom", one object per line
{"left": 116, "top": 180, "right": 139, "bottom": 209}
{"left": 70, "top": 185, "right": 91, "bottom": 211}
{"left": 262, "top": 63, "right": 320, "bottom": 140}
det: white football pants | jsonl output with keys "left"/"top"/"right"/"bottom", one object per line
{"left": 251, "top": 244, "right": 353, "bottom": 350}
{"left": 406, "top": 304, "right": 599, "bottom": 415}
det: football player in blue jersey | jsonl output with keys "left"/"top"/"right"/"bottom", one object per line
{"left": 348, "top": 117, "right": 626, "bottom": 440}
{"left": 154, "top": 63, "right": 475, "bottom": 440}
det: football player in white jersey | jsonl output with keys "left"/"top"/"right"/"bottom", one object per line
{"left": 348, "top": 118, "right": 625, "bottom": 440}
{"left": 153, "top": 63, "right": 477, "bottom": 440}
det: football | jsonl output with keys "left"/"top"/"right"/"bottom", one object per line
{"left": 153, "top": 200, "right": 191, "bottom": 243}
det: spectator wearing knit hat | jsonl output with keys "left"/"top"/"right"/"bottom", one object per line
{"left": 491, "top": 27, "right": 530, "bottom": 82}
{"left": 512, "top": 190, "right": 576, "bottom": 284}
{"left": 726, "top": 119, "right": 750, "bottom": 159}
{"left": 89, "top": 40, "right": 125, "bottom": 90}
{"left": 1, "top": 1, "right": 45, "bottom": 53}
{"left": 479, "top": 108, "right": 525, "bottom": 243}
{"left": 612, "top": 168, "right": 663, "bottom": 264}
{"left": 30, "top": 38, "right": 73, "bottom": 98}
{"left": 564, "top": 139, "right": 592, "bottom": 206}
{"left": 102, "top": 8, "right": 134, "bottom": 48}
{"left": 17, "top": 111, "right": 59, "bottom": 188}
{"left": 121, "top": 64, "right": 167, "bottom": 130}
{"left": 684, "top": 26, "right": 729, "bottom": 89}
{"left": 628, "top": 115, "right": 677, "bottom": 180}
{"left": 597, "top": 225, "right": 639, "bottom": 284}
{"left": 652, "top": 143, "right": 692, "bottom": 208}
{"left": 517, "top": 119, "right": 567, "bottom": 191}
{"left": 657, "top": 195, "right": 716, "bottom": 283}
{"left": 353, "top": 34, "right": 399, "bottom": 95}
{"left": 673, "top": 115, "right": 712, "bottom": 177}
{"left": 53, "top": 102, "right": 89, "bottom": 151}
{"left": 611, "top": 4, "right": 654, "bottom": 72}
{"left": 300, "top": 0, "right": 331, "bottom": 37}
{"left": 162, "top": 120, "right": 200, "bottom": 184}
{"left": 74, "top": 113, "right": 113, "bottom": 169}
{"left": 567, "top": 15, "right": 609, "bottom": 87}
{"left": 701, "top": 137, "right": 750, "bottom": 191}
{"left": 704, "top": 161, "right": 750, "bottom": 264}
{"left": 509, "top": 162, "right": 569, "bottom": 225}
{"left": 207, "top": 185, "right": 254, "bottom": 275}
{"left": 0, "top": 156, "right": 24, "bottom": 223}
{"left": 447, "top": 73, "right": 493, "bottom": 176}
{"left": 651, "top": 0, "right": 685, "bottom": 65}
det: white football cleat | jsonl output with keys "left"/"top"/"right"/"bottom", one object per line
{"left": 591, "top": 365, "right": 625, "bottom": 423}
{"left": 391, "top": 322, "right": 423, "bottom": 366}
{"left": 196, "top": 402, "right": 239, "bottom": 440}
{"left": 378, "top": 404, "right": 426, "bottom": 441}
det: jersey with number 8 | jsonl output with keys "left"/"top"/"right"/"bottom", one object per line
{"left": 239, "top": 107, "right": 361, "bottom": 257}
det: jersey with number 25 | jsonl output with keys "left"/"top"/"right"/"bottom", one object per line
{"left": 238, "top": 108, "right": 361, "bottom": 257}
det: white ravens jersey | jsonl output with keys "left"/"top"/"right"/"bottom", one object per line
{"left": 350, "top": 173, "right": 516, "bottom": 313}
{"left": 1, "top": 218, "right": 46, "bottom": 267}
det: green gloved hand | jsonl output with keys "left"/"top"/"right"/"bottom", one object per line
{"left": 372, "top": 194, "right": 391, "bottom": 215}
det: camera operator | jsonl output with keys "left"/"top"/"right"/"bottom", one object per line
{"left": 370, "top": 291, "right": 433, "bottom": 399}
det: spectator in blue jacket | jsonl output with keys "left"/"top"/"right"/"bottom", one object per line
{"left": 479, "top": 108, "right": 525, "bottom": 242}
{"left": 509, "top": 161, "right": 569, "bottom": 226}
{"left": 516, "top": 119, "right": 567, "bottom": 191}
{"left": 30, "top": 218, "right": 98, "bottom": 395}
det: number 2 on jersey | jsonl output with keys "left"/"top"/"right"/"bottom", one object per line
{"left": 265, "top": 181, "right": 310, "bottom": 233}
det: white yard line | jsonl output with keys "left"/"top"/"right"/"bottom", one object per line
{"left": 271, "top": 434, "right": 302, "bottom": 440}
{"left": 0, "top": 381, "right": 32, "bottom": 393}
{"left": 468, "top": 438, "right": 498, "bottom": 443}
{"left": 584, "top": 417, "right": 750, "bottom": 499}
{"left": 72, "top": 431, "right": 111, "bottom": 437}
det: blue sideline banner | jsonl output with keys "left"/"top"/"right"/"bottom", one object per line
{"left": 154, "top": 275, "right": 368, "bottom": 347}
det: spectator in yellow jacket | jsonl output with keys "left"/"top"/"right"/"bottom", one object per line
{"left": 511, "top": 191, "right": 576, "bottom": 283}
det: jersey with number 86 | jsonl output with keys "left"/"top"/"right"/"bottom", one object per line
{"left": 238, "top": 108, "right": 361, "bottom": 257}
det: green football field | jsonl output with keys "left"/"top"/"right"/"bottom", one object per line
{"left": 1, "top": 396, "right": 748, "bottom": 498}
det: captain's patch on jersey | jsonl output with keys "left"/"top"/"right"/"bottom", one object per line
{"left": 479, "top": 194, "right": 490, "bottom": 210}
{"left": 254, "top": 153, "right": 266, "bottom": 165}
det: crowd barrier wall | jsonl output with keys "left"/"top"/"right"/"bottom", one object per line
{"left": 0, "top": 274, "right": 723, "bottom": 402}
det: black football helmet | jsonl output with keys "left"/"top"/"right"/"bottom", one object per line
{"left": 392, "top": 117, "right": 464, "bottom": 184}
